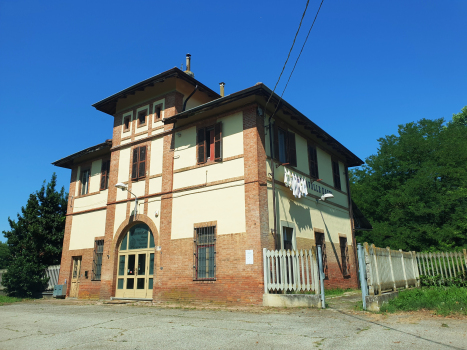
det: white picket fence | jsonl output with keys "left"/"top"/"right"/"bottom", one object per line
{"left": 363, "top": 243, "right": 420, "bottom": 295}
{"left": 416, "top": 250, "right": 467, "bottom": 279}
{"left": 263, "top": 248, "right": 320, "bottom": 293}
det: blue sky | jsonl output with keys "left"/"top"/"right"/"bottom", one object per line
{"left": 1, "top": 0, "right": 466, "bottom": 242}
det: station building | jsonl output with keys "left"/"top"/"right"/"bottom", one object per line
{"left": 53, "top": 55, "right": 368, "bottom": 303}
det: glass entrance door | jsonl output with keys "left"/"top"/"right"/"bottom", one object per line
{"left": 116, "top": 224, "right": 155, "bottom": 298}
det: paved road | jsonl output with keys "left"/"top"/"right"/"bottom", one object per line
{"left": 0, "top": 297, "right": 466, "bottom": 350}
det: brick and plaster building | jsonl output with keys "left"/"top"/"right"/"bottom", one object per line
{"left": 53, "top": 56, "right": 367, "bottom": 303}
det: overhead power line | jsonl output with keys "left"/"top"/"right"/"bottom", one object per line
{"left": 271, "top": 0, "right": 325, "bottom": 118}
{"left": 264, "top": 0, "right": 310, "bottom": 112}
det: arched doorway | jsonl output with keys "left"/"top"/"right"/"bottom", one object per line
{"left": 115, "top": 223, "right": 155, "bottom": 298}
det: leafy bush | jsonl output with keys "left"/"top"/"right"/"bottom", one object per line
{"left": 380, "top": 287, "right": 467, "bottom": 315}
{"left": 420, "top": 273, "right": 467, "bottom": 288}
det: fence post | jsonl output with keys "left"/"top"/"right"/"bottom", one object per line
{"left": 263, "top": 248, "right": 268, "bottom": 294}
{"left": 364, "top": 243, "right": 374, "bottom": 295}
{"left": 317, "top": 245, "right": 326, "bottom": 309}
{"left": 357, "top": 244, "right": 367, "bottom": 310}
{"left": 412, "top": 251, "right": 420, "bottom": 287}
{"left": 371, "top": 244, "right": 382, "bottom": 295}
{"left": 399, "top": 249, "right": 408, "bottom": 289}
{"left": 387, "top": 247, "right": 396, "bottom": 291}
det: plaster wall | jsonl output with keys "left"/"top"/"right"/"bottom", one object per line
{"left": 113, "top": 203, "right": 127, "bottom": 237}
{"left": 69, "top": 210, "right": 106, "bottom": 250}
{"left": 171, "top": 180, "right": 246, "bottom": 239}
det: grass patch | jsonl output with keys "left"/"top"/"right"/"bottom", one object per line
{"left": 0, "top": 295, "right": 23, "bottom": 305}
{"left": 380, "top": 287, "right": 467, "bottom": 316}
{"left": 325, "top": 288, "right": 354, "bottom": 296}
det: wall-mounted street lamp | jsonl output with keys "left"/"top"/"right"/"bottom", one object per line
{"left": 115, "top": 182, "right": 138, "bottom": 219}
{"left": 316, "top": 193, "right": 334, "bottom": 203}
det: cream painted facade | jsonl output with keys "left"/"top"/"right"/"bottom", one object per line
{"left": 55, "top": 64, "right": 364, "bottom": 301}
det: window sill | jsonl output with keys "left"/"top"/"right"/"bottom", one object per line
{"left": 137, "top": 123, "right": 147, "bottom": 128}
{"left": 123, "top": 129, "right": 131, "bottom": 133}
{"left": 193, "top": 279, "right": 216, "bottom": 282}
{"left": 75, "top": 190, "right": 101, "bottom": 199}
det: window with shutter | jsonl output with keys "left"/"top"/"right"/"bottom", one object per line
{"left": 277, "top": 128, "right": 288, "bottom": 164}
{"left": 339, "top": 236, "right": 350, "bottom": 276}
{"left": 131, "top": 148, "right": 138, "bottom": 180}
{"left": 197, "top": 127, "right": 206, "bottom": 164}
{"left": 153, "top": 104, "right": 162, "bottom": 121}
{"left": 287, "top": 131, "right": 297, "bottom": 167}
{"left": 80, "top": 169, "right": 90, "bottom": 195}
{"left": 315, "top": 231, "right": 328, "bottom": 279}
{"left": 131, "top": 146, "right": 147, "bottom": 181}
{"left": 100, "top": 160, "right": 110, "bottom": 190}
{"left": 214, "top": 122, "right": 222, "bottom": 161}
{"left": 332, "top": 160, "right": 341, "bottom": 190}
{"left": 308, "top": 145, "right": 318, "bottom": 179}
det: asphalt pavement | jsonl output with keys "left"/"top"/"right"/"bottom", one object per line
{"left": 0, "top": 294, "right": 465, "bottom": 350}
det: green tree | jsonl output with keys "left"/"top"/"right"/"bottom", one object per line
{"left": 350, "top": 107, "right": 467, "bottom": 252}
{"left": 2, "top": 173, "right": 68, "bottom": 297}
{"left": 0, "top": 242, "right": 10, "bottom": 269}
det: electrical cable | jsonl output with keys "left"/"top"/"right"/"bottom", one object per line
{"left": 263, "top": 0, "right": 310, "bottom": 116}
{"left": 270, "top": 0, "right": 325, "bottom": 119}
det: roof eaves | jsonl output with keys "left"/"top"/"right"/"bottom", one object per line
{"left": 92, "top": 68, "right": 220, "bottom": 115}
{"left": 52, "top": 140, "right": 112, "bottom": 169}
{"left": 165, "top": 84, "right": 364, "bottom": 167}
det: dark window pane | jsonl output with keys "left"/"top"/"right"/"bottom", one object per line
{"left": 149, "top": 253, "right": 154, "bottom": 275}
{"left": 118, "top": 256, "right": 126, "bottom": 275}
{"left": 127, "top": 255, "right": 135, "bottom": 275}
{"left": 137, "top": 278, "right": 145, "bottom": 289}
{"left": 127, "top": 278, "right": 134, "bottom": 289}
{"left": 120, "top": 234, "right": 127, "bottom": 250}
{"left": 278, "top": 129, "right": 287, "bottom": 164}
{"left": 137, "top": 254, "right": 146, "bottom": 275}
{"left": 129, "top": 224, "right": 149, "bottom": 249}
{"left": 148, "top": 278, "right": 153, "bottom": 290}
{"left": 117, "top": 279, "right": 124, "bottom": 289}
{"left": 149, "top": 233, "right": 155, "bottom": 248}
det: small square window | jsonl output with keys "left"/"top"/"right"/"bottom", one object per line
{"left": 123, "top": 116, "right": 131, "bottom": 131}
{"left": 137, "top": 111, "right": 147, "bottom": 126}
{"left": 154, "top": 104, "right": 162, "bottom": 121}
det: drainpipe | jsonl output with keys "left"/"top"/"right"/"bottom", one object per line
{"left": 268, "top": 114, "right": 277, "bottom": 249}
{"left": 182, "top": 85, "right": 198, "bottom": 112}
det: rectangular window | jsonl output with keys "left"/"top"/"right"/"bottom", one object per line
{"left": 197, "top": 122, "right": 222, "bottom": 164}
{"left": 193, "top": 225, "right": 216, "bottom": 280}
{"left": 80, "top": 169, "right": 90, "bottom": 195}
{"left": 308, "top": 145, "right": 319, "bottom": 179}
{"left": 154, "top": 104, "right": 162, "bottom": 121}
{"left": 332, "top": 160, "right": 341, "bottom": 190}
{"left": 137, "top": 111, "right": 147, "bottom": 127}
{"left": 123, "top": 115, "right": 131, "bottom": 131}
{"left": 131, "top": 146, "right": 147, "bottom": 181}
{"left": 315, "top": 231, "right": 328, "bottom": 279}
{"left": 282, "top": 226, "right": 294, "bottom": 251}
{"left": 92, "top": 239, "right": 104, "bottom": 280}
{"left": 100, "top": 159, "right": 110, "bottom": 190}
{"left": 339, "top": 236, "right": 350, "bottom": 277}
{"left": 274, "top": 126, "right": 297, "bottom": 167}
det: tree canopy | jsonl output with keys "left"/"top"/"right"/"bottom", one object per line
{"left": 350, "top": 107, "right": 467, "bottom": 252}
{"left": 2, "top": 173, "right": 67, "bottom": 297}
{"left": 0, "top": 242, "right": 9, "bottom": 269}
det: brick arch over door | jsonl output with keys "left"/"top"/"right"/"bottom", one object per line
{"left": 112, "top": 214, "right": 159, "bottom": 253}
{"left": 111, "top": 214, "right": 159, "bottom": 297}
